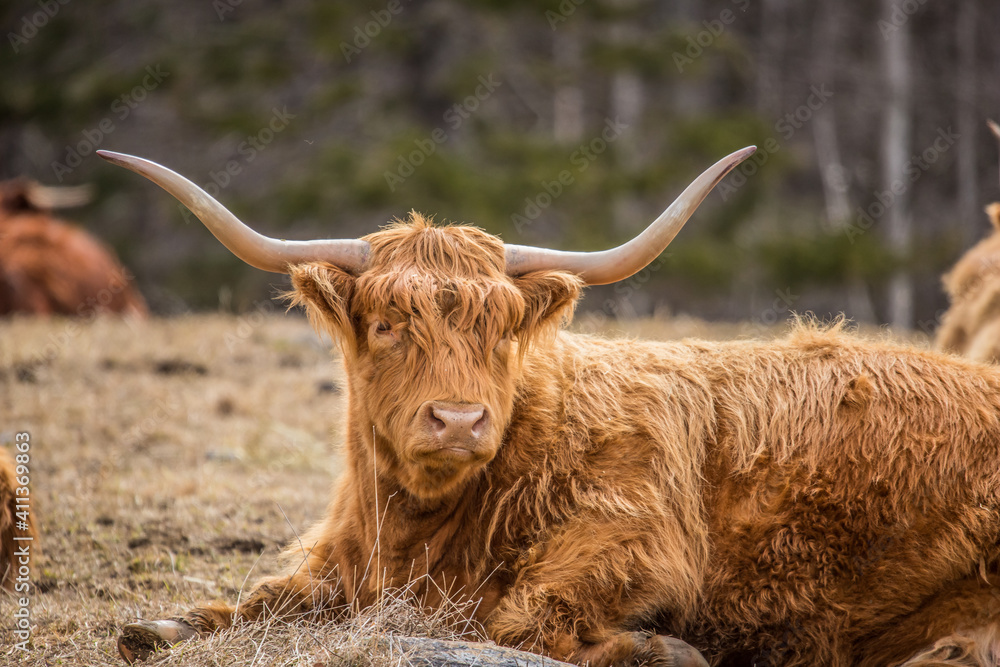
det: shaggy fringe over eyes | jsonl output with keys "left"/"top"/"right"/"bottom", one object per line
{"left": 360, "top": 214, "right": 581, "bottom": 350}
{"left": 287, "top": 213, "right": 583, "bottom": 354}
{"left": 357, "top": 271, "right": 524, "bottom": 352}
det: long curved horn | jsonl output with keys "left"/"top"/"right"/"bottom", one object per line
{"left": 504, "top": 146, "right": 756, "bottom": 285}
{"left": 96, "top": 150, "right": 369, "bottom": 274}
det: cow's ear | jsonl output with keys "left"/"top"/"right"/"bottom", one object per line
{"left": 987, "top": 203, "right": 1000, "bottom": 231}
{"left": 287, "top": 262, "right": 356, "bottom": 344}
{"left": 512, "top": 271, "right": 582, "bottom": 341}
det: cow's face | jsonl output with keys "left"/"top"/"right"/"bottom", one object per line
{"left": 291, "top": 216, "right": 580, "bottom": 501}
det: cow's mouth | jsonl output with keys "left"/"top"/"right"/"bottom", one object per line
{"left": 413, "top": 442, "right": 491, "bottom": 465}
{"left": 436, "top": 446, "right": 476, "bottom": 460}
{"left": 400, "top": 439, "right": 496, "bottom": 500}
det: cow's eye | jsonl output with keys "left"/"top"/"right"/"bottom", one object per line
{"left": 371, "top": 321, "right": 400, "bottom": 348}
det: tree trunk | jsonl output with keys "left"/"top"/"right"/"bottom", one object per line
{"left": 810, "top": 1, "right": 876, "bottom": 324}
{"left": 956, "top": 2, "right": 979, "bottom": 248}
{"left": 608, "top": 2, "right": 646, "bottom": 241}
{"left": 881, "top": 0, "right": 914, "bottom": 330}
{"left": 553, "top": 28, "right": 584, "bottom": 144}
{"left": 756, "top": 0, "right": 787, "bottom": 114}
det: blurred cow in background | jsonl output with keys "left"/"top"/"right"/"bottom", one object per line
{"left": 936, "top": 120, "right": 1000, "bottom": 361}
{"left": 0, "top": 178, "right": 147, "bottom": 317}
{"left": 0, "top": 447, "right": 36, "bottom": 591}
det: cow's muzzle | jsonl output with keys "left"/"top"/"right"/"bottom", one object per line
{"left": 416, "top": 400, "right": 490, "bottom": 460}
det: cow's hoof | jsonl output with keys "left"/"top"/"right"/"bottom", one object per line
{"left": 645, "top": 634, "right": 710, "bottom": 667}
{"left": 117, "top": 619, "right": 196, "bottom": 664}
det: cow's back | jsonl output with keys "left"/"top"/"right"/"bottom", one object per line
{"left": 0, "top": 211, "right": 147, "bottom": 316}
{"left": 936, "top": 204, "right": 1000, "bottom": 363}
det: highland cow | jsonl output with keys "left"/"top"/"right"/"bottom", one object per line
{"left": 0, "top": 178, "right": 148, "bottom": 317}
{"left": 936, "top": 120, "right": 1000, "bottom": 362}
{"left": 101, "top": 147, "right": 1000, "bottom": 667}
{"left": 0, "top": 446, "right": 37, "bottom": 592}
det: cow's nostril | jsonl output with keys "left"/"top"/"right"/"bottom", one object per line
{"left": 471, "top": 412, "right": 488, "bottom": 437}
{"left": 427, "top": 409, "right": 448, "bottom": 435}
{"left": 424, "top": 402, "right": 488, "bottom": 444}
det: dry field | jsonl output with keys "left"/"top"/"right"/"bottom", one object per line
{"left": 0, "top": 311, "right": 922, "bottom": 666}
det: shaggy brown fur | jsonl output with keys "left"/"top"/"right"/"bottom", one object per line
{"left": 937, "top": 121, "right": 1000, "bottom": 362}
{"left": 0, "top": 179, "right": 147, "bottom": 317}
{"left": 0, "top": 447, "right": 37, "bottom": 591}
{"left": 937, "top": 204, "right": 1000, "bottom": 362}
{"left": 140, "top": 215, "right": 1000, "bottom": 666}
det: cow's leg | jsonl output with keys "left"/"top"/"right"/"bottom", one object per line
{"left": 490, "top": 592, "right": 707, "bottom": 667}
{"left": 855, "top": 576, "right": 1000, "bottom": 667}
{"left": 572, "top": 632, "right": 708, "bottom": 667}
{"left": 117, "top": 569, "right": 343, "bottom": 664}
{"left": 487, "top": 519, "right": 708, "bottom": 667}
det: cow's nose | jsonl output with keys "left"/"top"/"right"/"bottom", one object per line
{"left": 423, "top": 401, "right": 489, "bottom": 445}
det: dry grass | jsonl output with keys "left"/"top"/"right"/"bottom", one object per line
{"left": 121, "top": 584, "right": 487, "bottom": 667}
{"left": 2, "top": 313, "right": 344, "bottom": 665}
{"left": 0, "top": 311, "right": 925, "bottom": 666}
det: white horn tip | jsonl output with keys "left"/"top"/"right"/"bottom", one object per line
{"left": 97, "top": 150, "right": 138, "bottom": 168}
{"left": 988, "top": 120, "right": 1000, "bottom": 140}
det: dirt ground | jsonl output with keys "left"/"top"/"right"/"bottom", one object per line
{"left": 0, "top": 310, "right": 921, "bottom": 666}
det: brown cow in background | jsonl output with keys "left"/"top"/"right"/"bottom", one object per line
{"left": 0, "top": 178, "right": 147, "bottom": 317}
{"left": 936, "top": 120, "right": 1000, "bottom": 361}
{"left": 103, "top": 147, "right": 1000, "bottom": 667}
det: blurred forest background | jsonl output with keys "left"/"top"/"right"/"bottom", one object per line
{"left": 3, "top": 0, "right": 1000, "bottom": 333}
